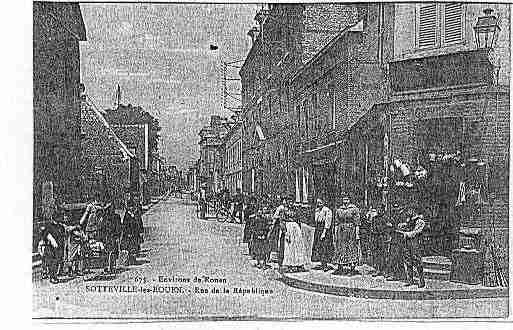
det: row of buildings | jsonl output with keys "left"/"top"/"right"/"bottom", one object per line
{"left": 33, "top": 2, "right": 172, "bottom": 225}
{"left": 190, "top": 3, "right": 510, "bottom": 278}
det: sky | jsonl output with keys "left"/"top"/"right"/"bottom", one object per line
{"left": 79, "top": 3, "right": 257, "bottom": 170}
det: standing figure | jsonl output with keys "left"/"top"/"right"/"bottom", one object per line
{"left": 120, "top": 203, "right": 143, "bottom": 264}
{"left": 243, "top": 196, "right": 257, "bottom": 258}
{"left": 397, "top": 207, "right": 426, "bottom": 288}
{"left": 311, "top": 198, "right": 334, "bottom": 271}
{"left": 274, "top": 195, "right": 306, "bottom": 272}
{"left": 63, "top": 211, "right": 87, "bottom": 277}
{"left": 199, "top": 186, "right": 207, "bottom": 219}
{"left": 80, "top": 199, "right": 103, "bottom": 242}
{"left": 232, "top": 188, "right": 244, "bottom": 223}
{"left": 333, "top": 194, "right": 361, "bottom": 276}
{"left": 253, "top": 207, "right": 271, "bottom": 269}
{"left": 385, "top": 203, "right": 405, "bottom": 281}
{"left": 367, "top": 205, "right": 389, "bottom": 277}
{"left": 38, "top": 214, "right": 66, "bottom": 283}
{"left": 101, "top": 203, "right": 122, "bottom": 273}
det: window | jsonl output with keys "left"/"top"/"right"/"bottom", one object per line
{"left": 312, "top": 93, "right": 318, "bottom": 130}
{"left": 296, "top": 103, "right": 301, "bottom": 135}
{"left": 330, "top": 86, "right": 336, "bottom": 130}
{"left": 443, "top": 3, "right": 464, "bottom": 45}
{"left": 416, "top": 3, "right": 465, "bottom": 49}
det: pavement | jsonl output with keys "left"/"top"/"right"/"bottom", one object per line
{"left": 33, "top": 196, "right": 509, "bottom": 319}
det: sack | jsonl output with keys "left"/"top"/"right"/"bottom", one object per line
{"left": 117, "top": 249, "right": 129, "bottom": 267}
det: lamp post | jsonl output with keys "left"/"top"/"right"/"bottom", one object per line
{"left": 473, "top": 8, "right": 501, "bottom": 49}
{"left": 473, "top": 8, "right": 507, "bottom": 287}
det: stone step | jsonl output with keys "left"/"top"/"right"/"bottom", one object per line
{"left": 423, "top": 268, "right": 451, "bottom": 281}
{"left": 422, "top": 256, "right": 452, "bottom": 272}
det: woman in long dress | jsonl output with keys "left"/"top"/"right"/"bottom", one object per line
{"left": 274, "top": 195, "right": 306, "bottom": 272}
{"left": 333, "top": 194, "right": 361, "bottom": 275}
{"left": 311, "top": 198, "right": 334, "bottom": 271}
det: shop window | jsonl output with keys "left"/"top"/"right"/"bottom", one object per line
{"left": 416, "top": 3, "right": 465, "bottom": 49}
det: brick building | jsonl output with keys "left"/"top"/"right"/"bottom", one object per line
{"left": 80, "top": 99, "right": 135, "bottom": 209}
{"left": 104, "top": 104, "right": 161, "bottom": 204}
{"left": 239, "top": 4, "right": 364, "bottom": 198}
{"left": 33, "top": 2, "right": 86, "bottom": 219}
{"left": 291, "top": 3, "right": 394, "bottom": 209}
{"left": 381, "top": 3, "right": 510, "bottom": 270}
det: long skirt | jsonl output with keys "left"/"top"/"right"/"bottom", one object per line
{"left": 333, "top": 223, "right": 359, "bottom": 265}
{"left": 242, "top": 217, "right": 253, "bottom": 243}
{"left": 252, "top": 238, "right": 269, "bottom": 261}
{"left": 282, "top": 222, "right": 306, "bottom": 267}
{"left": 311, "top": 222, "right": 334, "bottom": 263}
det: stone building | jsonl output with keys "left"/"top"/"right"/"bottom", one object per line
{"left": 33, "top": 2, "right": 86, "bottom": 219}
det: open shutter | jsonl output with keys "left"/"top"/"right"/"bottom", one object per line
{"left": 418, "top": 4, "right": 438, "bottom": 48}
{"left": 443, "top": 3, "right": 464, "bottom": 45}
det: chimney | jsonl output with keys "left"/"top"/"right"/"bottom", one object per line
{"left": 247, "top": 26, "right": 259, "bottom": 44}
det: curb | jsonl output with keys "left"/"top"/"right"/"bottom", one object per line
{"left": 280, "top": 273, "right": 509, "bottom": 300}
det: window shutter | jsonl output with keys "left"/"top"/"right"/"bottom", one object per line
{"left": 443, "top": 3, "right": 463, "bottom": 44}
{"left": 418, "top": 4, "right": 437, "bottom": 48}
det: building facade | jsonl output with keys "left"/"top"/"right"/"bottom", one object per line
{"left": 384, "top": 3, "right": 510, "bottom": 270}
{"left": 33, "top": 2, "right": 86, "bottom": 219}
{"left": 80, "top": 99, "right": 135, "bottom": 209}
{"left": 104, "top": 104, "right": 161, "bottom": 204}
{"left": 240, "top": 4, "right": 365, "bottom": 199}
{"left": 198, "top": 115, "right": 230, "bottom": 195}
{"left": 223, "top": 121, "right": 243, "bottom": 194}
{"left": 291, "top": 3, "right": 394, "bottom": 209}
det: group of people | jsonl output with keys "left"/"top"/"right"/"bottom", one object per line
{"left": 238, "top": 193, "right": 427, "bottom": 288}
{"left": 37, "top": 196, "right": 144, "bottom": 284}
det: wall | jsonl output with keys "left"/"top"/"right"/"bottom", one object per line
{"left": 33, "top": 3, "right": 86, "bottom": 217}
{"left": 394, "top": 2, "right": 510, "bottom": 86}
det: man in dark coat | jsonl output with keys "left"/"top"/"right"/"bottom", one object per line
{"left": 101, "top": 203, "right": 122, "bottom": 273}
{"left": 385, "top": 203, "right": 405, "bottom": 281}
{"left": 120, "top": 203, "right": 143, "bottom": 264}
{"left": 367, "top": 205, "right": 389, "bottom": 277}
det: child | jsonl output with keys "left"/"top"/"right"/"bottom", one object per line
{"left": 252, "top": 207, "right": 271, "bottom": 269}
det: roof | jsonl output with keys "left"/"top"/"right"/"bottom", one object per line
{"left": 84, "top": 98, "right": 135, "bottom": 159}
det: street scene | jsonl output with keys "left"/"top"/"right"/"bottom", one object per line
{"left": 33, "top": 2, "right": 510, "bottom": 319}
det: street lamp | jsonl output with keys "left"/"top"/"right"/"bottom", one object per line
{"left": 473, "top": 8, "right": 501, "bottom": 49}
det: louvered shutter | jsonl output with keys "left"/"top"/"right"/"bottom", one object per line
{"left": 443, "top": 3, "right": 463, "bottom": 44}
{"left": 418, "top": 4, "right": 438, "bottom": 48}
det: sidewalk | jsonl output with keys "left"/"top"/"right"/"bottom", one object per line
{"left": 280, "top": 264, "right": 509, "bottom": 300}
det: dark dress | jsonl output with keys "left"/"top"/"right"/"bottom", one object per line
{"left": 242, "top": 205, "right": 256, "bottom": 243}
{"left": 101, "top": 211, "right": 122, "bottom": 255}
{"left": 311, "top": 206, "right": 334, "bottom": 264}
{"left": 120, "top": 211, "right": 142, "bottom": 257}
{"left": 252, "top": 214, "right": 270, "bottom": 261}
